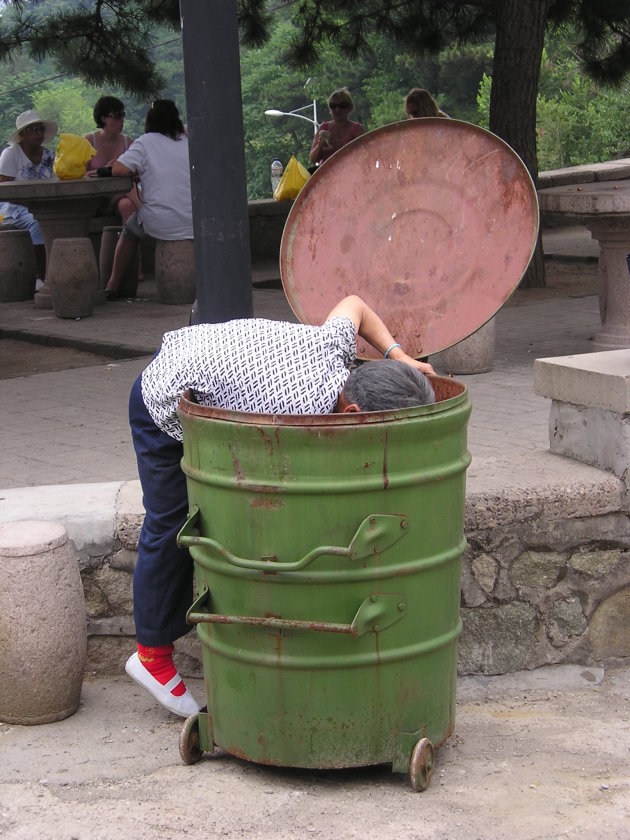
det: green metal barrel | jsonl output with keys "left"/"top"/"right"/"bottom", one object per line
{"left": 177, "top": 376, "right": 471, "bottom": 785}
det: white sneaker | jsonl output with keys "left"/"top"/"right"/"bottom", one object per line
{"left": 125, "top": 652, "right": 201, "bottom": 718}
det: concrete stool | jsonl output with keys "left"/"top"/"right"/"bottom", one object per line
{"left": 0, "top": 521, "right": 87, "bottom": 725}
{"left": 98, "top": 226, "right": 138, "bottom": 298}
{"left": 434, "top": 317, "right": 496, "bottom": 375}
{"left": 155, "top": 239, "right": 196, "bottom": 304}
{"left": 48, "top": 237, "right": 98, "bottom": 318}
{"left": 0, "top": 229, "right": 37, "bottom": 301}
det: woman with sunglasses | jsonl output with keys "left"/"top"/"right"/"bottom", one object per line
{"left": 309, "top": 87, "right": 364, "bottom": 167}
{"left": 85, "top": 96, "right": 142, "bottom": 228}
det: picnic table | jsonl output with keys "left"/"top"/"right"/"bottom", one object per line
{"left": 538, "top": 179, "right": 630, "bottom": 351}
{"left": 0, "top": 174, "right": 133, "bottom": 308}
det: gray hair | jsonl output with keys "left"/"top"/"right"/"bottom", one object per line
{"left": 342, "top": 360, "right": 435, "bottom": 411}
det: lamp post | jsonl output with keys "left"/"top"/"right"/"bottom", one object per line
{"left": 264, "top": 102, "right": 319, "bottom": 135}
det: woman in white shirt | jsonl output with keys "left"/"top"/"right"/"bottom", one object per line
{"left": 0, "top": 109, "right": 57, "bottom": 284}
{"left": 104, "top": 100, "right": 192, "bottom": 300}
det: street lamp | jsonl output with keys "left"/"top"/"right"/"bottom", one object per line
{"left": 264, "top": 102, "right": 319, "bottom": 135}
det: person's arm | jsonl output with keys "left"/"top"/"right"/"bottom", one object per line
{"left": 0, "top": 146, "right": 17, "bottom": 181}
{"left": 325, "top": 295, "right": 434, "bottom": 375}
{"left": 111, "top": 160, "right": 134, "bottom": 177}
{"left": 309, "top": 130, "right": 324, "bottom": 163}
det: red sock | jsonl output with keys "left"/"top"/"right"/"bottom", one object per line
{"left": 137, "top": 643, "right": 186, "bottom": 697}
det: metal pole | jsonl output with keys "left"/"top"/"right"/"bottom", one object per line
{"left": 179, "top": 0, "right": 253, "bottom": 323}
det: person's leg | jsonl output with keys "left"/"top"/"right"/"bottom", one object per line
{"left": 117, "top": 196, "right": 144, "bottom": 281}
{"left": 2, "top": 203, "right": 47, "bottom": 282}
{"left": 105, "top": 212, "right": 142, "bottom": 297}
{"left": 34, "top": 244, "right": 46, "bottom": 281}
{"left": 127, "top": 374, "right": 199, "bottom": 717}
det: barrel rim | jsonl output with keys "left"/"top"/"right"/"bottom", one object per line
{"left": 177, "top": 375, "right": 467, "bottom": 427}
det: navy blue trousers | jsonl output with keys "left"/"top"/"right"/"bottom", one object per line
{"left": 128, "top": 374, "right": 194, "bottom": 646}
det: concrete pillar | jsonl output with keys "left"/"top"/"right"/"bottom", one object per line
{"left": 0, "top": 520, "right": 87, "bottom": 724}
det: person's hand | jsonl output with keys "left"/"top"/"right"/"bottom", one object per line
{"left": 389, "top": 347, "right": 435, "bottom": 376}
{"left": 319, "top": 130, "right": 332, "bottom": 148}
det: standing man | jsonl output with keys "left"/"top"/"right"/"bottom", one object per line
{"left": 0, "top": 109, "right": 58, "bottom": 288}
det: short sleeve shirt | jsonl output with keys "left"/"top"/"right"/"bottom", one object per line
{"left": 141, "top": 316, "right": 357, "bottom": 440}
{"left": 0, "top": 144, "right": 55, "bottom": 180}
{"left": 117, "top": 133, "right": 192, "bottom": 239}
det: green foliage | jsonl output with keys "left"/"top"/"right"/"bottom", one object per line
{"left": 0, "top": 0, "right": 170, "bottom": 95}
{"left": 477, "top": 33, "right": 630, "bottom": 170}
{"left": 31, "top": 78, "right": 98, "bottom": 143}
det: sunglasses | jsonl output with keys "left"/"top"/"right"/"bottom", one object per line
{"left": 329, "top": 102, "right": 350, "bottom": 110}
{"left": 105, "top": 111, "right": 125, "bottom": 119}
{"left": 24, "top": 124, "right": 46, "bottom": 133}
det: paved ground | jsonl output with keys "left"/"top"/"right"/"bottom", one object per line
{"left": 1, "top": 225, "right": 629, "bottom": 838}
{"left": 0, "top": 226, "right": 606, "bottom": 494}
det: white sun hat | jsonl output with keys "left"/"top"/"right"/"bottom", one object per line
{"left": 8, "top": 110, "right": 58, "bottom": 145}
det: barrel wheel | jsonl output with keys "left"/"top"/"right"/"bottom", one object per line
{"left": 179, "top": 713, "right": 203, "bottom": 765}
{"left": 409, "top": 738, "right": 434, "bottom": 791}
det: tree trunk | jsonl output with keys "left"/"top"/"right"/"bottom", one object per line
{"left": 489, "top": 0, "right": 551, "bottom": 288}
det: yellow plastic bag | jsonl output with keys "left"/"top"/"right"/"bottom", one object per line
{"left": 273, "top": 155, "right": 310, "bottom": 201}
{"left": 53, "top": 134, "right": 97, "bottom": 180}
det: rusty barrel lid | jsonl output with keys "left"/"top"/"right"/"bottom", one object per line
{"left": 280, "top": 118, "right": 539, "bottom": 359}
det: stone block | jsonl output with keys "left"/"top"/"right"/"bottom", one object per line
{"left": 511, "top": 550, "right": 566, "bottom": 588}
{"left": 569, "top": 547, "right": 623, "bottom": 579}
{"left": 534, "top": 350, "right": 630, "bottom": 414}
{"left": 471, "top": 552, "right": 497, "bottom": 593}
{"left": 548, "top": 401, "right": 630, "bottom": 478}
{"left": 547, "top": 598, "right": 587, "bottom": 647}
{"left": 458, "top": 602, "right": 537, "bottom": 675}
{"left": 535, "top": 350, "right": 630, "bottom": 477}
{"left": 589, "top": 587, "right": 630, "bottom": 659}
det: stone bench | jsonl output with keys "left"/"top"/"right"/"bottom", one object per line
{"left": 534, "top": 350, "right": 630, "bottom": 481}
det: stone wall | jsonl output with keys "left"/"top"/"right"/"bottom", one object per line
{"left": 80, "top": 474, "right": 630, "bottom": 678}
{"left": 460, "top": 480, "right": 630, "bottom": 674}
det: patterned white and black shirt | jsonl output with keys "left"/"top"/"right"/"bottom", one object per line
{"left": 141, "top": 316, "right": 356, "bottom": 440}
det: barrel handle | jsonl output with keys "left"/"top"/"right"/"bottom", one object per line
{"left": 187, "top": 588, "right": 407, "bottom": 637}
{"left": 177, "top": 506, "right": 408, "bottom": 573}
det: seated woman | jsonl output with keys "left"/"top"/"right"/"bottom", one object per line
{"left": 309, "top": 87, "right": 364, "bottom": 168}
{"left": 404, "top": 88, "right": 449, "bottom": 119}
{"left": 0, "top": 109, "right": 58, "bottom": 286}
{"left": 84, "top": 96, "right": 141, "bottom": 225}
{"left": 104, "top": 100, "right": 192, "bottom": 300}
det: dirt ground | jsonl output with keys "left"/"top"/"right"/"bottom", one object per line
{"left": 0, "top": 665, "right": 628, "bottom": 840}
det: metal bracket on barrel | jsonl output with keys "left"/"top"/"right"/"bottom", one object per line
{"left": 187, "top": 589, "right": 407, "bottom": 637}
{"left": 178, "top": 506, "right": 409, "bottom": 572}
